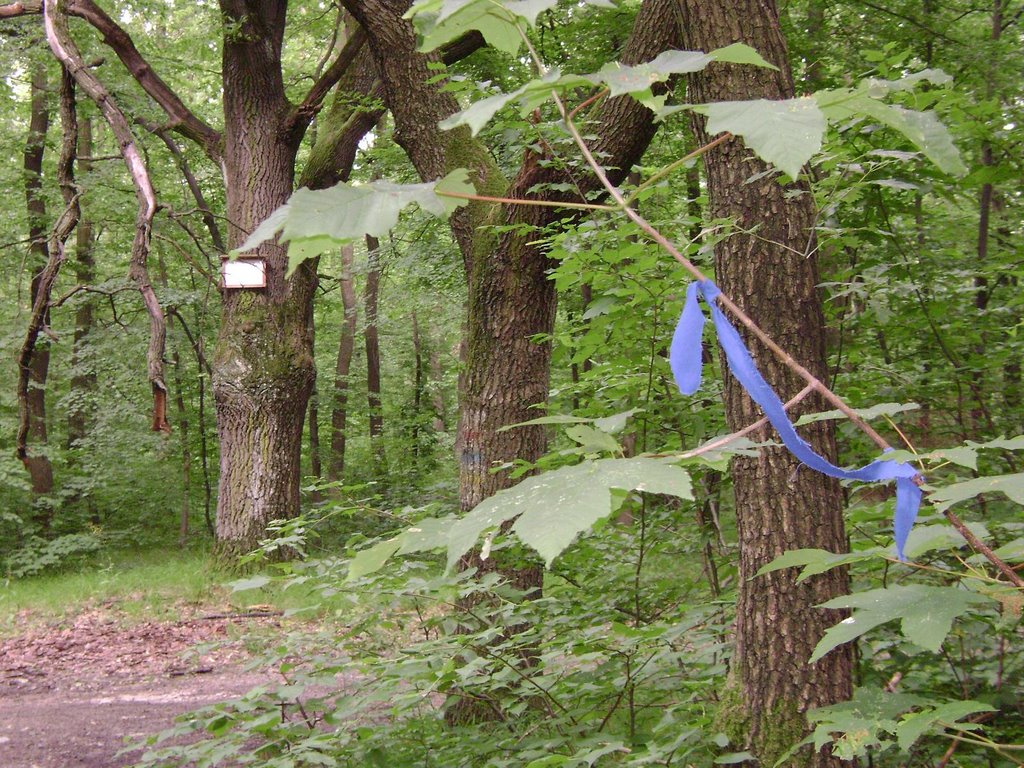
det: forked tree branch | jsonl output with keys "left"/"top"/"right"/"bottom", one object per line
{"left": 284, "top": 25, "right": 367, "bottom": 145}
{"left": 46, "top": 0, "right": 170, "bottom": 433}
{"left": 67, "top": 0, "right": 222, "bottom": 160}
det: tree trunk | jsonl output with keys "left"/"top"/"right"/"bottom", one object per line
{"left": 678, "top": 2, "right": 853, "bottom": 765}
{"left": 364, "top": 234, "right": 386, "bottom": 474}
{"left": 68, "top": 116, "right": 96, "bottom": 450}
{"left": 213, "top": 1, "right": 317, "bottom": 559}
{"left": 328, "top": 243, "right": 358, "bottom": 481}
{"left": 22, "top": 60, "right": 55, "bottom": 505}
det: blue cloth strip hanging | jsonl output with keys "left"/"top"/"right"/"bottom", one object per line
{"left": 671, "top": 279, "right": 922, "bottom": 560}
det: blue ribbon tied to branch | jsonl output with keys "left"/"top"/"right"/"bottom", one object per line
{"left": 670, "top": 280, "right": 922, "bottom": 560}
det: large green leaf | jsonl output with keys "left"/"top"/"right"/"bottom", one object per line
{"left": 756, "top": 547, "right": 881, "bottom": 582}
{"left": 929, "top": 472, "right": 1024, "bottom": 512}
{"left": 810, "top": 585, "right": 993, "bottom": 663}
{"left": 593, "top": 43, "right": 775, "bottom": 98}
{"left": 701, "top": 98, "right": 826, "bottom": 179}
{"left": 439, "top": 70, "right": 593, "bottom": 136}
{"left": 815, "top": 87, "right": 966, "bottom": 175}
{"left": 447, "top": 457, "right": 692, "bottom": 569}
{"left": 232, "top": 170, "right": 474, "bottom": 275}
{"left": 795, "top": 401, "right": 919, "bottom": 426}
{"left": 895, "top": 700, "right": 993, "bottom": 752}
{"left": 408, "top": 0, "right": 611, "bottom": 55}
{"left": 441, "top": 44, "right": 772, "bottom": 136}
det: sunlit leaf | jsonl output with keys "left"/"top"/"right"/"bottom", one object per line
{"left": 929, "top": 472, "right": 1024, "bottom": 512}
{"left": 811, "top": 585, "right": 993, "bottom": 663}
{"left": 447, "top": 457, "right": 692, "bottom": 569}
{"left": 815, "top": 87, "right": 966, "bottom": 175}
{"left": 701, "top": 97, "right": 826, "bottom": 179}
{"left": 232, "top": 170, "right": 474, "bottom": 274}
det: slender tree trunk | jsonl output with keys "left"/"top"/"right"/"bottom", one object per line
{"left": 364, "top": 234, "right": 386, "bottom": 474}
{"left": 429, "top": 332, "right": 447, "bottom": 433}
{"left": 308, "top": 383, "right": 322, "bottom": 499}
{"left": 329, "top": 243, "right": 358, "bottom": 481}
{"left": 68, "top": 115, "right": 97, "bottom": 522}
{"left": 213, "top": 1, "right": 317, "bottom": 559}
{"left": 22, "top": 61, "right": 55, "bottom": 506}
{"left": 68, "top": 116, "right": 96, "bottom": 449}
{"left": 411, "top": 309, "right": 424, "bottom": 457}
{"left": 678, "top": 3, "right": 853, "bottom": 766}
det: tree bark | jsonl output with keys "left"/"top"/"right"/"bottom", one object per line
{"left": 364, "top": 234, "right": 386, "bottom": 474}
{"left": 21, "top": 60, "right": 55, "bottom": 503}
{"left": 328, "top": 243, "right": 358, "bottom": 482}
{"left": 678, "top": 2, "right": 853, "bottom": 765}
{"left": 213, "top": 0, "right": 317, "bottom": 559}
{"left": 68, "top": 115, "right": 96, "bottom": 451}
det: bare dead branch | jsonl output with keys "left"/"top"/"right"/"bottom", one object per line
{"left": 140, "top": 119, "right": 225, "bottom": 252}
{"left": 0, "top": 1, "right": 41, "bottom": 17}
{"left": 46, "top": 0, "right": 170, "bottom": 433}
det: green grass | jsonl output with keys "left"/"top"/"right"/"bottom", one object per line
{"left": 0, "top": 547, "right": 228, "bottom": 633}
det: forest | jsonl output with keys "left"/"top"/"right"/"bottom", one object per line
{"left": 0, "top": 0, "right": 1022, "bottom": 766}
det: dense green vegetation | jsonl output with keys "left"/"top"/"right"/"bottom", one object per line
{"left": 1, "top": 0, "right": 1022, "bottom": 765}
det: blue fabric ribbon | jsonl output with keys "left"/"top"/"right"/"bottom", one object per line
{"left": 671, "top": 279, "right": 922, "bottom": 560}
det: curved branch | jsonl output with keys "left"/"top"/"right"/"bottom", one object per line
{"left": 65, "top": 0, "right": 222, "bottom": 161}
{"left": 46, "top": 0, "right": 170, "bottom": 433}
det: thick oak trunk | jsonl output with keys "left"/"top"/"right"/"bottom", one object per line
{"left": 213, "top": 1, "right": 316, "bottom": 559}
{"left": 678, "top": 1, "right": 853, "bottom": 764}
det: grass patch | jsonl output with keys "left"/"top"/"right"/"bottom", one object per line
{"left": 0, "top": 547, "right": 227, "bottom": 633}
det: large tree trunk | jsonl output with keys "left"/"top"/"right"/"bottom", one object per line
{"left": 678, "top": 2, "right": 853, "bottom": 765}
{"left": 22, "top": 61, "right": 55, "bottom": 506}
{"left": 213, "top": 0, "right": 317, "bottom": 559}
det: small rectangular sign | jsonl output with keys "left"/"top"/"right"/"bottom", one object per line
{"left": 221, "top": 258, "right": 266, "bottom": 289}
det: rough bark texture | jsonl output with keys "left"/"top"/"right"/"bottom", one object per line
{"left": 677, "top": 2, "right": 853, "bottom": 765}
{"left": 213, "top": 0, "right": 316, "bottom": 559}
{"left": 21, "top": 61, "right": 55, "bottom": 501}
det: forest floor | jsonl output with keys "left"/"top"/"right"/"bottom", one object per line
{"left": 0, "top": 603, "right": 300, "bottom": 768}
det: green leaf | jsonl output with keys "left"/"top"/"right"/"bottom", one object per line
{"left": 447, "top": 457, "right": 692, "bottom": 569}
{"left": 807, "top": 688, "right": 926, "bottom": 759}
{"left": 756, "top": 547, "right": 880, "bottom": 582}
{"left": 715, "top": 753, "right": 756, "bottom": 765}
{"left": 902, "top": 521, "right": 990, "bottom": 559}
{"left": 347, "top": 538, "right": 402, "bottom": 581}
{"left": 815, "top": 87, "right": 966, "bottom": 175}
{"left": 929, "top": 473, "right": 1024, "bottom": 512}
{"left": 233, "top": 170, "right": 474, "bottom": 274}
{"left": 229, "top": 575, "right": 271, "bottom": 592}
{"left": 795, "top": 401, "right": 919, "bottom": 426}
{"left": 592, "top": 408, "right": 638, "bottom": 435}
{"left": 565, "top": 424, "right": 620, "bottom": 455}
{"left": 409, "top": 0, "right": 599, "bottom": 55}
{"left": 895, "top": 700, "right": 993, "bottom": 752}
{"left": 701, "top": 97, "right": 826, "bottom": 179}
{"left": 811, "top": 585, "right": 993, "bottom": 663}
{"left": 440, "top": 70, "right": 594, "bottom": 136}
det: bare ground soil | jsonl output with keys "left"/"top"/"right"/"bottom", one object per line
{"left": 0, "top": 608, "right": 288, "bottom": 768}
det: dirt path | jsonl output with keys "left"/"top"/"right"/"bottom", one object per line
{"left": 0, "top": 609, "right": 286, "bottom": 768}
